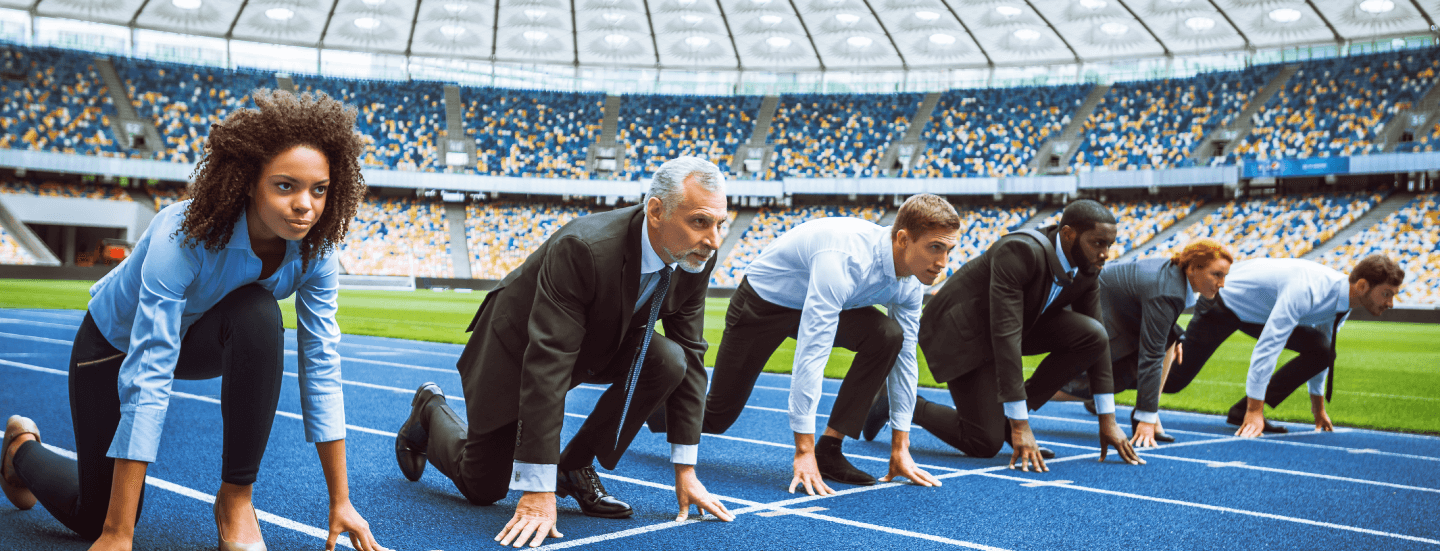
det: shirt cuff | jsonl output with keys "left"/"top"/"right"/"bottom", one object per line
{"left": 1093, "top": 394, "right": 1116, "bottom": 415}
{"left": 790, "top": 414, "right": 817, "bottom": 434}
{"left": 509, "top": 462, "right": 557, "bottom": 493}
{"left": 107, "top": 405, "right": 166, "bottom": 463}
{"left": 1131, "top": 409, "right": 1160, "bottom": 425}
{"left": 1003, "top": 401, "right": 1029, "bottom": 421}
{"left": 1307, "top": 368, "right": 1329, "bottom": 396}
{"left": 671, "top": 444, "right": 698, "bottom": 465}
{"left": 300, "top": 392, "right": 347, "bottom": 443}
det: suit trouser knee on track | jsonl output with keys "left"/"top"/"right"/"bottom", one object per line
{"left": 703, "top": 279, "right": 903, "bottom": 439}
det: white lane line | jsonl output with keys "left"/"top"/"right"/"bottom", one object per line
{"left": 0, "top": 331, "right": 72, "bottom": 345}
{"left": 977, "top": 470, "right": 1440, "bottom": 545}
{"left": 574, "top": 385, "right": 831, "bottom": 419}
{"left": 337, "top": 341, "right": 462, "bottom": 358}
{"left": 38, "top": 443, "right": 353, "bottom": 549}
{"left": 1173, "top": 378, "right": 1440, "bottom": 402}
{"left": 2, "top": 309, "right": 84, "bottom": 320}
{"left": 1140, "top": 453, "right": 1440, "bottom": 494}
{"left": 283, "top": 350, "right": 457, "bottom": 374}
{"left": 1026, "top": 413, "right": 1343, "bottom": 437}
{"left": 1243, "top": 438, "right": 1440, "bottom": 463}
{"left": 0, "top": 318, "right": 82, "bottom": 330}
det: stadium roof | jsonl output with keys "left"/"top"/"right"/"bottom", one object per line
{"left": 6, "top": 0, "right": 1436, "bottom": 71}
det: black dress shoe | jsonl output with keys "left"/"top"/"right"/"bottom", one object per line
{"left": 1225, "top": 410, "right": 1288, "bottom": 434}
{"left": 814, "top": 439, "right": 877, "bottom": 485}
{"left": 396, "top": 382, "right": 443, "bottom": 482}
{"left": 861, "top": 392, "right": 889, "bottom": 442}
{"left": 556, "top": 466, "right": 633, "bottom": 519}
{"left": 1131, "top": 418, "right": 1176, "bottom": 443}
{"left": 1038, "top": 446, "right": 1055, "bottom": 459}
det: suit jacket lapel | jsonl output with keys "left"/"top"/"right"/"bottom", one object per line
{"left": 1026, "top": 226, "right": 1070, "bottom": 327}
{"left": 618, "top": 206, "right": 644, "bottom": 330}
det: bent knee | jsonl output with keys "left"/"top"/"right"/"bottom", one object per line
{"left": 646, "top": 336, "right": 688, "bottom": 389}
{"left": 222, "top": 285, "right": 282, "bottom": 327}
{"left": 962, "top": 437, "right": 1005, "bottom": 459}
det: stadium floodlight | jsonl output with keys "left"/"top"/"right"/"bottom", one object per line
{"left": 1185, "top": 16, "right": 1215, "bottom": 32}
{"left": 685, "top": 36, "right": 711, "bottom": 49}
{"left": 915, "top": 11, "right": 940, "bottom": 21}
{"left": 1392, "top": 38, "right": 1406, "bottom": 47}
{"left": 525, "top": 8, "right": 547, "bottom": 21}
{"left": 847, "top": 36, "right": 872, "bottom": 48}
{"left": 362, "top": 0, "right": 385, "bottom": 6}
{"left": 682, "top": 14, "right": 704, "bottom": 26}
{"left": 524, "top": 30, "right": 548, "bottom": 42}
{"left": 444, "top": 3, "right": 468, "bottom": 14}
{"left": 753, "top": 0, "right": 773, "bottom": 5}
{"left": 441, "top": 25, "right": 466, "bottom": 37}
{"left": 1358, "top": 0, "right": 1394, "bottom": 14}
{"left": 929, "top": 33, "right": 955, "bottom": 45}
{"left": 604, "top": 12, "right": 626, "bottom": 24}
{"left": 766, "top": 36, "right": 791, "bottom": 49}
{"left": 1079, "top": 0, "right": 1106, "bottom": 10}
{"left": 1268, "top": 8, "right": 1301, "bottom": 22}
{"left": 1101, "top": 22, "right": 1127, "bottom": 36}
{"left": 265, "top": 8, "right": 294, "bottom": 20}
{"left": 1013, "top": 28, "right": 1040, "bottom": 40}
{"left": 836, "top": 13, "right": 860, "bottom": 25}
{"left": 171, "top": 0, "right": 202, "bottom": 10}
{"left": 354, "top": 17, "right": 381, "bottom": 29}
{"left": 677, "top": 0, "right": 698, "bottom": 5}
{"left": 761, "top": 14, "right": 783, "bottom": 25}
{"left": 605, "top": 34, "right": 630, "bottom": 48}
{"left": 995, "top": 5, "right": 1022, "bottom": 17}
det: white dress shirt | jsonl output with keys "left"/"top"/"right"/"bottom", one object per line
{"left": 509, "top": 221, "right": 694, "bottom": 492}
{"left": 743, "top": 217, "right": 923, "bottom": 435}
{"left": 1218, "top": 258, "right": 1350, "bottom": 401}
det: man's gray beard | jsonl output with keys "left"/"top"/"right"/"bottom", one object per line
{"left": 666, "top": 245, "right": 715, "bottom": 273}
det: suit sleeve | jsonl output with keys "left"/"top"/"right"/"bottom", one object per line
{"left": 1133, "top": 294, "right": 1184, "bottom": 419}
{"left": 515, "top": 235, "right": 595, "bottom": 466}
{"left": 989, "top": 238, "right": 1038, "bottom": 404}
{"left": 659, "top": 258, "right": 715, "bottom": 464}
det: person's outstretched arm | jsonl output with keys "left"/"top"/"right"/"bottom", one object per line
{"left": 316, "top": 440, "right": 386, "bottom": 551}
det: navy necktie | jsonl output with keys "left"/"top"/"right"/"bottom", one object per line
{"left": 617, "top": 266, "right": 672, "bottom": 446}
{"left": 1326, "top": 310, "right": 1348, "bottom": 402}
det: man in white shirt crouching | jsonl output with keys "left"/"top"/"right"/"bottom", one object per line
{"left": 1162, "top": 254, "right": 1404, "bottom": 436}
{"left": 656, "top": 194, "right": 958, "bottom": 495}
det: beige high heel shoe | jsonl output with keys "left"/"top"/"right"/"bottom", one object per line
{"left": 2, "top": 415, "right": 41, "bottom": 510}
{"left": 214, "top": 499, "right": 267, "bottom": 551}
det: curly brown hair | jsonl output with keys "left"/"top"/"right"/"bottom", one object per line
{"left": 177, "top": 88, "right": 365, "bottom": 270}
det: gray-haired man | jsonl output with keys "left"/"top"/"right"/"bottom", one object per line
{"left": 393, "top": 157, "right": 735, "bottom": 548}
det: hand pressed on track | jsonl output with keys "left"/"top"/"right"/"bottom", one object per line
{"left": 496, "top": 492, "right": 563, "bottom": 548}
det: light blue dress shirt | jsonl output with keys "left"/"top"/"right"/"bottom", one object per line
{"left": 1217, "top": 258, "right": 1350, "bottom": 400}
{"left": 1005, "top": 233, "right": 1113, "bottom": 420}
{"left": 742, "top": 217, "right": 923, "bottom": 435}
{"left": 508, "top": 221, "right": 696, "bottom": 493}
{"left": 87, "top": 201, "right": 346, "bottom": 463}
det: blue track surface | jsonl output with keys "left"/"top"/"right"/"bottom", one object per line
{"left": 1, "top": 307, "right": 1437, "bottom": 550}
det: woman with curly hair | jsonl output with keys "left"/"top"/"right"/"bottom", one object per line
{"left": 1, "top": 89, "right": 387, "bottom": 551}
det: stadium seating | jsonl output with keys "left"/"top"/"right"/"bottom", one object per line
{"left": 146, "top": 185, "right": 189, "bottom": 211}
{"left": 1030, "top": 198, "right": 1205, "bottom": 258}
{"left": 298, "top": 76, "right": 447, "bottom": 172}
{"left": 461, "top": 87, "right": 605, "bottom": 178}
{"left": 1318, "top": 193, "right": 1440, "bottom": 306}
{"left": 929, "top": 203, "right": 1037, "bottom": 286}
{"left": 1138, "top": 191, "right": 1385, "bottom": 261}
{"left": 0, "top": 180, "right": 132, "bottom": 201}
{"left": 1395, "top": 122, "right": 1440, "bottom": 153}
{"left": 712, "top": 205, "right": 886, "bottom": 287}
{"left": 1074, "top": 70, "right": 1269, "bottom": 171}
{"left": 0, "top": 44, "right": 119, "bottom": 157}
{"left": 907, "top": 85, "right": 1088, "bottom": 178}
{"left": 336, "top": 196, "right": 453, "bottom": 277}
{"left": 768, "top": 93, "right": 924, "bottom": 178}
{"left": 617, "top": 94, "right": 761, "bottom": 178}
{"left": 1231, "top": 50, "right": 1440, "bottom": 161}
{"left": 118, "top": 58, "right": 271, "bottom": 164}
{"left": 0, "top": 224, "right": 36, "bottom": 265}
{"left": 465, "top": 202, "right": 594, "bottom": 279}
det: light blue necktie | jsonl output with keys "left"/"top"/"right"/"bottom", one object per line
{"left": 616, "top": 265, "right": 672, "bottom": 447}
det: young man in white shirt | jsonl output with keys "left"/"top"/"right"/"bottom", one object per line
{"left": 1162, "top": 254, "right": 1404, "bottom": 436}
{"left": 675, "top": 194, "right": 958, "bottom": 495}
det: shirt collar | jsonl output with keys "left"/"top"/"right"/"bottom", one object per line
{"left": 640, "top": 220, "right": 677, "bottom": 275}
{"left": 226, "top": 208, "right": 252, "bottom": 250}
{"left": 880, "top": 226, "right": 900, "bottom": 282}
{"left": 1054, "top": 232, "right": 1075, "bottom": 277}
{"left": 1184, "top": 275, "right": 1198, "bottom": 309}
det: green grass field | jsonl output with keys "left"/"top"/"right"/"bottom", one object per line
{"left": 3, "top": 279, "right": 1437, "bottom": 434}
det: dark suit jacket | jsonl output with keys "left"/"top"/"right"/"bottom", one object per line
{"left": 1098, "top": 257, "right": 1186, "bottom": 415}
{"left": 918, "top": 225, "right": 1109, "bottom": 403}
{"left": 456, "top": 205, "right": 713, "bottom": 466}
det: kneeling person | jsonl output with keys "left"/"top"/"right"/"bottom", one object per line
{"left": 392, "top": 157, "right": 734, "bottom": 549}
{"left": 692, "top": 194, "right": 958, "bottom": 495}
